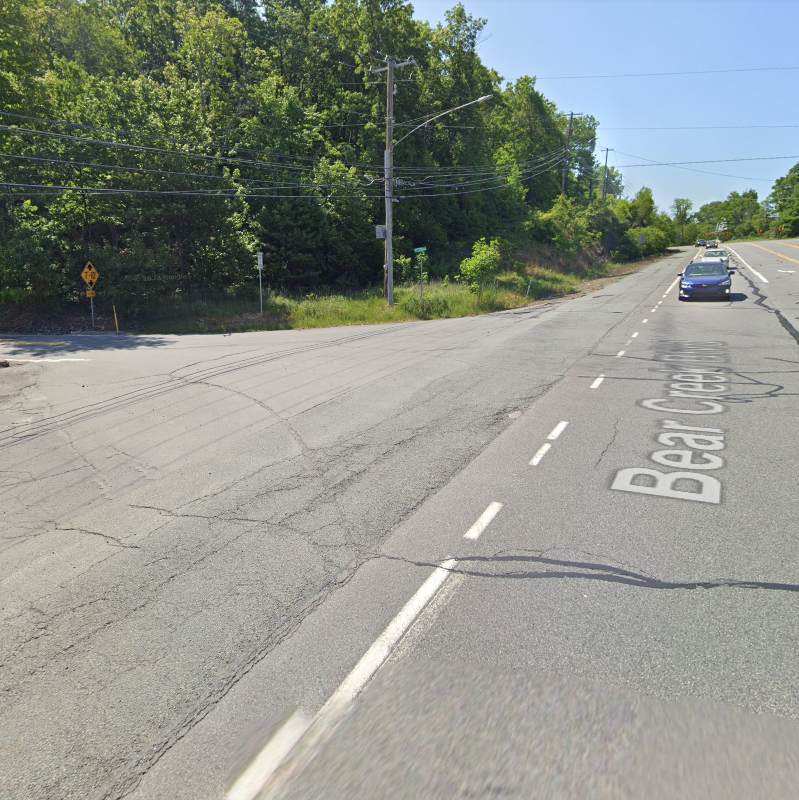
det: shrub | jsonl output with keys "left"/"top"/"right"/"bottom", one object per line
{"left": 612, "top": 226, "right": 670, "bottom": 261}
{"left": 459, "top": 238, "right": 501, "bottom": 294}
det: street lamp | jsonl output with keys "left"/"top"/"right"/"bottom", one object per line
{"left": 380, "top": 88, "right": 493, "bottom": 306}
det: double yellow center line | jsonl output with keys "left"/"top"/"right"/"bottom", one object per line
{"left": 748, "top": 243, "right": 799, "bottom": 266}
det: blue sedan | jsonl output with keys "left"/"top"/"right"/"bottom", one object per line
{"left": 678, "top": 261, "right": 733, "bottom": 301}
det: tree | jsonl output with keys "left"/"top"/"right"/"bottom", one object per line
{"left": 671, "top": 197, "right": 693, "bottom": 241}
{"left": 626, "top": 187, "right": 656, "bottom": 227}
{"left": 768, "top": 165, "right": 799, "bottom": 236}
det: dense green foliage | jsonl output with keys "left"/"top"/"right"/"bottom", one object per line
{"left": 458, "top": 236, "right": 500, "bottom": 292}
{"left": 0, "top": 0, "right": 683, "bottom": 315}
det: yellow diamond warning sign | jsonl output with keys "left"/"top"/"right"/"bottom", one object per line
{"left": 81, "top": 262, "right": 99, "bottom": 289}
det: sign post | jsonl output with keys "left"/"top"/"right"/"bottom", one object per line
{"left": 257, "top": 252, "right": 264, "bottom": 317}
{"left": 81, "top": 262, "right": 100, "bottom": 328}
{"left": 414, "top": 246, "right": 427, "bottom": 306}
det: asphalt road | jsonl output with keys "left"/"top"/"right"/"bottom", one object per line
{"left": 2, "top": 241, "right": 798, "bottom": 798}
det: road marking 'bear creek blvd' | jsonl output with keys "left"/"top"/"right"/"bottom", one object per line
{"left": 611, "top": 340, "right": 731, "bottom": 504}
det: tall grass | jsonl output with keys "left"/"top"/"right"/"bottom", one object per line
{"left": 134, "top": 265, "right": 584, "bottom": 334}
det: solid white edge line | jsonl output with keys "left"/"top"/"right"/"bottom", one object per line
{"left": 228, "top": 557, "right": 459, "bottom": 800}
{"left": 463, "top": 501, "right": 503, "bottom": 540}
{"left": 226, "top": 711, "right": 313, "bottom": 800}
{"left": 547, "top": 421, "right": 569, "bottom": 440}
{"left": 590, "top": 375, "right": 605, "bottom": 389}
{"left": 616, "top": 350, "right": 625, "bottom": 357}
{"left": 726, "top": 245, "right": 769, "bottom": 283}
{"left": 529, "top": 442, "right": 552, "bottom": 465}
{"left": 320, "top": 559, "right": 457, "bottom": 713}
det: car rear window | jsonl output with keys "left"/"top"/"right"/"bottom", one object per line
{"left": 685, "top": 263, "right": 727, "bottom": 276}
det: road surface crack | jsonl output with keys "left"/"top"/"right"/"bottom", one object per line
{"left": 56, "top": 526, "right": 141, "bottom": 549}
{"left": 594, "top": 420, "right": 620, "bottom": 468}
{"left": 376, "top": 552, "right": 799, "bottom": 594}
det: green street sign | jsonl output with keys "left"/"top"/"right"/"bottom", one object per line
{"left": 413, "top": 246, "right": 427, "bottom": 253}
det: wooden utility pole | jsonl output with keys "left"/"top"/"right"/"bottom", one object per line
{"left": 561, "top": 113, "right": 574, "bottom": 195}
{"left": 601, "top": 147, "right": 613, "bottom": 201}
{"left": 561, "top": 112, "right": 584, "bottom": 196}
{"left": 370, "top": 56, "right": 416, "bottom": 306}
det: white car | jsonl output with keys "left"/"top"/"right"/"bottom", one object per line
{"left": 703, "top": 248, "right": 730, "bottom": 267}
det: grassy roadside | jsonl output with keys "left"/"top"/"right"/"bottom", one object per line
{"left": 138, "top": 268, "right": 579, "bottom": 334}
{"left": 0, "top": 256, "right": 659, "bottom": 336}
{"left": 134, "top": 259, "right": 652, "bottom": 335}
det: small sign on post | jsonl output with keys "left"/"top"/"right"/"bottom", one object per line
{"left": 413, "top": 247, "right": 427, "bottom": 306}
{"left": 81, "top": 261, "right": 99, "bottom": 328}
{"left": 257, "top": 252, "right": 264, "bottom": 317}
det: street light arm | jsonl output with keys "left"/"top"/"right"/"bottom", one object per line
{"left": 393, "top": 94, "right": 492, "bottom": 148}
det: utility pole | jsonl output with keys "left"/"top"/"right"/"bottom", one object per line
{"left": 371, "top": 55, "right": 416, "bottom": 306}
{"left": 561, "top": 112, "right": 583, "bottom": 196}
{"left": 601, "top": 147, "right": 613, "bottom": 201}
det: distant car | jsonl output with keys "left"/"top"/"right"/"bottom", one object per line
{"left": 705, "top": 240, "right": 719, "bottom": 248}
{"left": 703, "top": 248, "right": 730, "bottom": 267}
{"left": 695, "top": 239, "right": 707, "bottom": 247}
{"left": 678, "top": 261, "right": 733, "bottom": 301}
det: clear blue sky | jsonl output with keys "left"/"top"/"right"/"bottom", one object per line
{"left": 410, "top": 0, "right": 799, "bottom": 215}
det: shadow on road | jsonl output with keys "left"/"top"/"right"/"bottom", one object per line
{"left": 0, "top": 334, "right": 172, "bottom": 357}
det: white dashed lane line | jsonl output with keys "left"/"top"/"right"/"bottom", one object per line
{"left": 529, "top": 443, "right": 551, "bottom": 466}
{"left": 632, "top": 332, "right": 639, "bottom": 338}
{"left": 226, "top": 502, "right": 504, "bottom": 800}
{"left": 530, "top": 421, "right": 569, "bottom": 465}
{"left": 616, "top": 350, "right": 625, "bottom": 357}
{"left": 665, "top": 275, "right": 681, "bottom": 295}
{"left": 463, "top": 502, "right": 503, "bottom": 540}
{"left": 642, "top": 319, "right": 649, "bottom": 324}
{"left": 590, "top": 375, "right": 605, "bottom": 389}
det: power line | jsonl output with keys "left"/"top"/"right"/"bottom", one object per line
{"left": 0, "top": 181, "right": 382, "bottom": 199}
{"left": 0, "top": 124, "right": 331, "bottom": 173}
{"left": 0, "top": 156, "right": 566, "bottom": 200}
{"left": 604, "top": 124, "right": 799, "bottom": 131}
{"left": 0, "top": 122, "right": 568, "bottom": 185}
{"left": 538, "top": 66, "right": 799, "bottom": 80}
{"left": 0, "top": 152, "right": 373, "bottom": 191}
{"left": 0, "top": 112, "right": 370, "bottom": 166}
{"left": 613, "top": 149, "right": 779, "bottom": 182}
{"left": 616, "top": 153, "right": 799, "bottom": 166}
